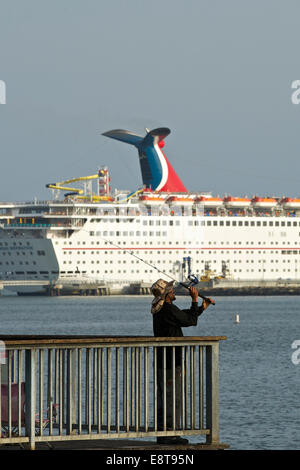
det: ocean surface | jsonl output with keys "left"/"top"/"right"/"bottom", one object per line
{"left": 0, "top": 292, "right": 299, "bottom": 450}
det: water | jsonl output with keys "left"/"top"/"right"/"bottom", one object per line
{"left": 0, "top": 293, "right": 299, "bottom": 450}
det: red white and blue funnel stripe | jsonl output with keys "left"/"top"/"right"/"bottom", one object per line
{"left": 102, "top": 127, "right": 187, "bottom": 192}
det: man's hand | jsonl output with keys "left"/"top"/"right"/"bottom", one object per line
{"left": 202, "top": 297, "right": 214, "bottom": 310}
{"left": 189, "top": 286, "right": 198, "bottom": 302}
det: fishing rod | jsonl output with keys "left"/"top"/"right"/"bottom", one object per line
{"left": 101, "top": 237, "right": 215, "bottom": 305}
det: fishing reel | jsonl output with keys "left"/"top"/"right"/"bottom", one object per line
{"left": 178, "top": 274, "right": 199, "bottom": 290}
{"left": 187, "top": 274, "right": 199, "bottom": 286}
{"left": 181, "top": 274, "right": 215, "bottom": 305}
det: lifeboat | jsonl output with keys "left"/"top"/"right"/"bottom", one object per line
{"left": 223, "top": 196, "right": 251, "bottom": 208}
{"left": 280, "top": 197, "right": 300, "bottom": 209}
{"left": 196, "top": 196, "right": 223, "bottom": 207}
{"left": 139, "top": 193, "right": 166, "bottom": 205}
{"left": 251, "top": 197, "right": 277, "bottom": 208}
{"left": 167, "top": 196, "right": 195, "bottom": 205}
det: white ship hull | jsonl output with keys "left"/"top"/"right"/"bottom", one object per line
{"left": 1, "top": 200, "right": 300, "bottom": 294}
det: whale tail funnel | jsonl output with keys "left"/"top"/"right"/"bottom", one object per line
{"left": 102, "top": 127, "right": 187, "bottom": 192}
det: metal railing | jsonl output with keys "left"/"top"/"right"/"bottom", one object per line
{"left": 0, "top": 336, "right": 226, "bottom": 449}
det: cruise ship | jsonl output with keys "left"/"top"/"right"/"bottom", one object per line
{"left": 1, "top": 126, "right": 300, "bottom": 295}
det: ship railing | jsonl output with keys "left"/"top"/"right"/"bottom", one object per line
{"left": 3, "top": 223, "right": 84, "bottom": 229}
{"left": 0, "top": 335, "right": 226, "bottom": 450}
{"left": 1, "top": 202, "right": 299, "bottom": 219}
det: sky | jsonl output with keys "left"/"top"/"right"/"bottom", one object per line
{"left": 1, "top": 0, "right": 300, "bottom": 201}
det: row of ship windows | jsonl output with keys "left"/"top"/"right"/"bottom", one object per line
{"left": 1, "top": 252, "right": 34, "bottom": 256}
{"left": 0, "top": 261, "right": 37, "bottom": 266}
{"left": 1, "top": 251, "right": 299, "bottom": 266}
{"left": 99, "top": 269, "right": 300, "bottom": 274}
{"left": 2, "top": 258, "right": 299, "bottom": 269}
{"left": 91, "top": 219, "right": 300, "bottom": 227}
{"left": 193, "top": 220, "right": 300, "bottom": 227}
{"left": 60, "top": 240, "right": 300, "bottom": 247}
{"left": 89, "top": 228, "right": 300, "bottom": 237}
{"left": 60, "top": 259, "right": 300, "bottom": 265}
{"left": 0, "top": 242, "right": 32, "bottom": 246}
{"left": 89, "top": 231, "right": 168, "bottom": 237}
{"left": 2, "top": 268, "right": 299, "bottom": 276}
{"left": 1, "top": 245, "right": 300, "bottom": 256}
{"left": 2, "top": 271, "right": 58, "bottom": 275}
{"left": 103, "top": 269, "right": 300, "bottom": 273}
{"left": 2, "top": 257, "right": 299, "bottom": 269}
{"left": 0, "top": 250, "right": 45, "bottom": 256}
{"left": 94, "top": 219, "right": 175, "bottom": 226}
{"left": 62, "top": 250, "right": 300, "bottom": 256}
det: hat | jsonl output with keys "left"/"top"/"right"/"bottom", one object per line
{"left": 150, "top": 279, "right": 175, "bottom": 314}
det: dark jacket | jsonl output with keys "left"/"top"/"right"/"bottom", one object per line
{"left": 153, "top": 301, "right": 204, "bottom": 368}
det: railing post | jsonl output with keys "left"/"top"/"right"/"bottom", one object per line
{"left": 25, "top": 349, "right": 36, "bottom": 450}
{"left": 205, "top": 342, "right": 219, "bottom": 445}
{"left": 67, "top": 348, "right": 76, "bottom": 434}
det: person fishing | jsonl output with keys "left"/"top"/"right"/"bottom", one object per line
{"left": 150, "top": 278, "right": 214, "bottom": 445}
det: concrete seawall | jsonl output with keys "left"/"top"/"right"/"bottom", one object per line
{"left": 2, "top": 279, "right": 300, "bottom": 297}
{"left": 176, "top": 279, "right": 300, "bottom": 296}
{"left": 192, "top": 286, "right": 300, "bottom": 296}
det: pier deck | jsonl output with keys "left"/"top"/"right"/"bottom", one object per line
{"left": 0, "top": 438, "right": 229, "bottom": 450}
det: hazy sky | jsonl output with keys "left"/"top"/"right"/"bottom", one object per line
{"left": 1, "top": 0, "right": 300, "bottom": 201}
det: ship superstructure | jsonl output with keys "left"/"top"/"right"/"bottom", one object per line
{"left": 1, "top": 127, "right": 300, "bottom": 294}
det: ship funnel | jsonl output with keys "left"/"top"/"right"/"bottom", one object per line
{"left": 102, "top": 127, "right": 187, "bottom": 192}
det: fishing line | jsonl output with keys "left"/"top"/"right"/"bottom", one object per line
{"left": 89, "top": 230, "right": 215, "bottom": 305}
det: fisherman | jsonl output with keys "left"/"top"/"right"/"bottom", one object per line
{"left": 151, "top": 278, "right": 213, "bottom": 445}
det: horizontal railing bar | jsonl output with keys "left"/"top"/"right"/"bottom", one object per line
{"left": 36, "top": 429, "right": 211, "bottom": 440}
{"left": 0, "top": 336, "right": 226, "bottom": 347}
{"left": 1, "top": 341, "right": 226, "bottom": 353}
{"left": 0, "top": 437, "right": 30, "bottom": 444}
{"left": 65, "top": 423, "right": 210, "bottom": 433}
{"left": 0, "top": 428, "right": 210, "bottom": 445}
